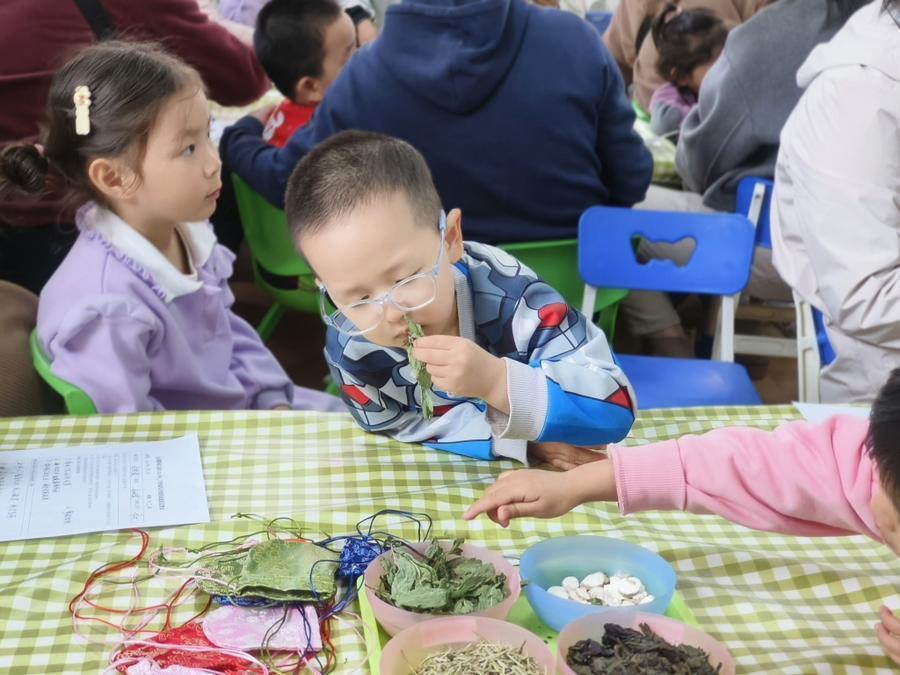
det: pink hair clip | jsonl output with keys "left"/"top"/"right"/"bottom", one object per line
{"left": 73, "top": 85, "right": 92, "bottom": 136}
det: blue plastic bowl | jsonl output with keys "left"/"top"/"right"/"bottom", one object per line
{"left": 520, "top": 535, "right": 676, "bottom": 632}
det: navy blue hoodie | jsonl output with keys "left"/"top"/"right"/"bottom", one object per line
{"left": 220, "top": 0, "right": 653, "bottom": 243}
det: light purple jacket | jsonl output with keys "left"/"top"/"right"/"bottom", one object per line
{"left": 37, "top": 203, "right": 342, "bottom": 414}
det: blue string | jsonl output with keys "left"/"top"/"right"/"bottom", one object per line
{"left": 202, "top": 509, "right": 433, "bottom": 642}
{"left": 211, "top": 594, "right": 274, "bottom": 607}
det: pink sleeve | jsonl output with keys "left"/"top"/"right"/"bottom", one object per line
{"left": 609, "top": 417, "right": 881, "bottom": 540}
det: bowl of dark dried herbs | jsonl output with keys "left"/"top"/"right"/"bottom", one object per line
{"left": 557, "top": 609, "right": 735, "bottom": 675}
{"left": 364, "top": 538, "right": 520, "bottom": 636}
{"left": 379, "top": 615, "right": 553, "bottom": 674}
{"left": 521, "top": 536, "right": 676, "bottom": 632}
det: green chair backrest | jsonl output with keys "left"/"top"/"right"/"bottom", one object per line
{"left": 29, "top": 329, "right": 97, "bottom": 415}
{"left": 231, "top": 174, "right": 318, "bottom": 313}
{"left": 499, "top": 239, "right": 626, "bottom": 340}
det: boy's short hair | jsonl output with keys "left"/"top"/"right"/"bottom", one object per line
{"left": 868, "top": 368, "right": 900, "bottom": 506}
{"left": 286, "top": 130, "right": 443, "bottom": 241}
{"left": 254, "top": 0, "right": 344, "bottom": 99}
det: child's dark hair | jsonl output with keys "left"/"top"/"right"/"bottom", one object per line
{"left": 0, "top": 41, "right": 202, "bottom": 208}
{"left": 285, "top": 131, "right": 442, "bottom": 244}
{"left": 868, "top": 369, "right": 900, "bottom": 505}
{"left": 254, "top": 0, "right": 345, "bottom": 100}
{"left": 652, "top": 4, "right": 728, "bottom": 85}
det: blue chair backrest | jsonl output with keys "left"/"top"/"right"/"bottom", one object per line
{"left": 578, "top": 206, "right": 755, "bottom": 296}
{"left": 735, "top": 177, "right": 773, "bottom": 249}
{"left": 586, "top": 11, "right": 613, "bottom": 34}
{"left": 812, "top": 308, "right": 837, "bottom": 366}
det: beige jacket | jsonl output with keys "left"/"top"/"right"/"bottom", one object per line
{"left": 603, "top": 0, "right": 757, "bottom": 111}
{"left": 772, "top": 2, "right": 900, "bottom": 403}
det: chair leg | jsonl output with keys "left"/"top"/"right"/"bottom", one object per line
{"left": 257, "top": 302, "right": 286, "bottom": 342}
{"left": 598, "top": 303, "right": 620, "bottom": 344}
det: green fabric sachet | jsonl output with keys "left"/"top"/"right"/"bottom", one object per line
{"left": 195, "top": 539, "right": 338, "bottom": 602}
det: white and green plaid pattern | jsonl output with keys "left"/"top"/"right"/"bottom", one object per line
{"left": 0, "top": 407, "right": 896, "bottom": 674}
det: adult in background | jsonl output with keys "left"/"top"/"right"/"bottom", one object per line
{"left": 221, "top": 0, "right": 653, "bottom": 245}
{"left": 676, "top": 0, "right": 868, "bottom": 212}
{"left": 604, "top": 0, "right": 757, "bottom": 114}
{"left": 772, "top": 0, "right": 900, "bottom": 403}
{"left": 0, "top": 0, "right": 268, "bottom": 295}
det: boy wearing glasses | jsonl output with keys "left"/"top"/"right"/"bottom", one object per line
{"left": 286, "top": 131, "right": 635, "bottom": 465}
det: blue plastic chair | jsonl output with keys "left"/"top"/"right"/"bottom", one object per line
{"left": 736, "top": 177, "right": 834, "bottom": 402}
{"left": 586, "top": 11, "right": 613, "bottom": 35}
{"left": 578, "top": 206, "right": 761, "bottom": 409}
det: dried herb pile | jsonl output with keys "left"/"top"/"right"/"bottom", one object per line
{"left": 376, "top": 538, "right": 508, "bottom": 615}
{"left": 566, "top": 623, "right": 722, "bottom": 675}
{"left": 411, "top": 641, "right": 545, "bottom": 675}
{"left": 405, "top": 316, "right": 433, "bottom": 420}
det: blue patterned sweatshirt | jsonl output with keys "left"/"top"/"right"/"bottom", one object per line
{"left": 324, "top": 242, "right": 635, "bottom": 462}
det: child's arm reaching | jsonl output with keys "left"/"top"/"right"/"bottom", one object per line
{"left": 465, "top": 416, "right": 881, "bottom": 541}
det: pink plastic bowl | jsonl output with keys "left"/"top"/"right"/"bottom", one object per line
{"left": 380, "top": 615, "right": 555, "bottom": 675}
{"left": 363, "top": 542, "right": 521, "bottom": 636}
{"left": 557, "top": 609, "right": 736, "bottom": 675}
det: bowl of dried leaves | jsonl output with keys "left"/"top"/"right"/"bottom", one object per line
{"left": 364, "top": 538, "right": 520, "bottom": 636}
{"left": 380, "top": 615, "right": 554, "bottom": 675}
{"left": 557, "top": 609, "right": 735, "bottom": 675}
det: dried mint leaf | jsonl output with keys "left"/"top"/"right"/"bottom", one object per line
{"left": 405, "top": 316, "right": 434, "bottom": 420}
{"left": 375, "top": 539, "right": 509, "bottom": 615}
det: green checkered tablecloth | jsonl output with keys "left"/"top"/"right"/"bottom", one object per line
{"left": 1, "top": 407, "right": 897, "bottom": 674}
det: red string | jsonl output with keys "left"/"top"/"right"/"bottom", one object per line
{"left": 69, "top": 528, "right": 211, "bottom": 639}
{"left": 71, "top": 528, "right": 339, "bottom": 672}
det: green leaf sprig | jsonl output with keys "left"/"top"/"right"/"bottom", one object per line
{"left": 405, "top": 316, "right": 434, "bottom": 420}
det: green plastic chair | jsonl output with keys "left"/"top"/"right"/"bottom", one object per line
{"left": 231, "top": 174, "right": 319, "bottom": 341}
{"left": 499, "top": 239, "right": 626, "bottom": 341}
{"left": 29, "top": 329, "right": 97, "bottom": 415}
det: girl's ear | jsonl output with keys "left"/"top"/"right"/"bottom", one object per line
{"left": 87, "top": 157, "right": 138, "bottom": 201}
{"left": 445, "top": 208, "right": 464, "bottom": 264}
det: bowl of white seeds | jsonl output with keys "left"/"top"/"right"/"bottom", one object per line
{"left": 519, "top": 536, "right": 676, "bottom": 631}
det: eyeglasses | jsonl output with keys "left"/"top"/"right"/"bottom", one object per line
{"left": 319, "top": 212, "right": 447, "bottom": 336}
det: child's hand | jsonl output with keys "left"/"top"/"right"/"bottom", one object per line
{"left": 251, "top": 104, "right": 277, "bottom": 123}
{"left": 529, "top": 441, "right": 606, "bottom": 471}
{"left": 356, "top": 18, "right": 378, "bottom": 45}
{"left": 876, "top": 606, "right": 900, "bottom": 665}
{"left": 413, "top": 335, "right": 508, "bottom": 412}
{"left": 463, "top": 469, "right": 583, "bottom": 527}
{"left": 271, "top": 404, "right": 291, "bottom": 411}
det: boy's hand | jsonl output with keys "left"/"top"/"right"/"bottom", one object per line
{"left": 529, "top": 441, "right": 607, "bottom": 471}
{"left": 877, "top": 606, "right": 900, "bottom": 665}
{"left": 413, "top": 335, "right": 508, "bottom": 412}
{"left": 250, "top": 104, "right": 277, "bottom": 123}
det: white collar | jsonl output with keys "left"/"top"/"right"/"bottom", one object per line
{"left": 86, "top": 205, "right": 218, "bottom": 303}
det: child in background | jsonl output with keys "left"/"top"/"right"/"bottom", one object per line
{"left": 254, "top": 0, "right": 357, "bottom": 148}
{"left": 648, "top": 4, "right": 728, "bottom": 138}
{"left": 466, "top": 369, "right": 900, "bottom": 664}
{"left": 286, "top": 131, "right": 636, "bottom": 465}
{"left": 0, "top": 42, "right": 343, "bottom": 414}
{"left": 218, "top": 0, "right": 379, "bottom": 45}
